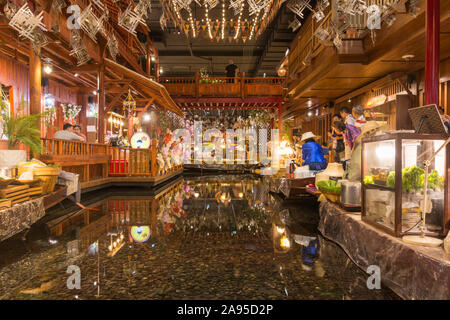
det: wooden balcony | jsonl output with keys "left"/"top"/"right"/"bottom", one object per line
{"left": 160, "top": 73, "right": 284, "bottom": 101}
{"left": 39, "top": 139, "right": 183, "bottom": 190}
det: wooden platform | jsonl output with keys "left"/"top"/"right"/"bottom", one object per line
{"left": 80, "top": 168, "right": 184, "bottom": 192}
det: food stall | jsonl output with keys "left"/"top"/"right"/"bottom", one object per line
{"left": 361, "top": 132, "right": 449, "bottom": 238}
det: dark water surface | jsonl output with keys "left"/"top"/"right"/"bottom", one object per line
{"left": 0, "top": 174, "right": 398, "bottom": 300}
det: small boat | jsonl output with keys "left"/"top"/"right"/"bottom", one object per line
{"left": 279, "top": 176, "right": 316, "bottom": 198}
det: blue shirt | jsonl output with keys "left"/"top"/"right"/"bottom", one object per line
{"left": 302, "top": 141, "right": 327, "bottom": 170}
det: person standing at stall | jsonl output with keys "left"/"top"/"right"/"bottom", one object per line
{"left": 331, "top": 120, "right": 346, "bottom": 163}
{"left": 340, "top": 106, "right": 355, "bottom": 126}
{"left": 301, "top": 132, "right": 327, "bottom": 171}
{"left": 340, "top": 106, "right": 359, "bottom": 161}
{"left": 352, "top": 105, "right": 366, "bottom": 128}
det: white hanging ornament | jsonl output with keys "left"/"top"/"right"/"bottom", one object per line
{"left": 287, "top": 0, "right": 313, "bottom": 19}
{"left": 118, "top": 4, "right": 146, "bottom": 35}
{"left": 8, "top": 4, "right": 48, "bottom": 44}
{"left": 107, "top": 33, "right": 119, "bottom": 61}
{"left": 288, "top": 17, "right": 301, "bottom": 32}
{"left": 51, "top": 0, "right": 67, "bottom": 15}
{"left": 79, "top": 4, "right": 107, "bottom": 43}
{"left": 3, "top": 1, "right": 20, "bottom": 20}
{"left": 160, "top": 13, "right": 167, "bottom": 30}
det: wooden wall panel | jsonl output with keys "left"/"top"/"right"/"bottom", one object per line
{"left": 0, "top": 52, "right": 30, "bottom": 113}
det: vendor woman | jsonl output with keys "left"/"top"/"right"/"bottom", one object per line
{"left": 301, "top": 132, "right": 327, "bottom": 171}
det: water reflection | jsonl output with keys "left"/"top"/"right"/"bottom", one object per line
{"left": 0, "top": 175, "right": 398, "bottom": 300}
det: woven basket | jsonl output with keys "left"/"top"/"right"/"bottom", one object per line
{"left": 321, "top": 191, "right": 341, "bottom": 203}
{"left": 32, "top": 166, "right": 61, "bottom": 193}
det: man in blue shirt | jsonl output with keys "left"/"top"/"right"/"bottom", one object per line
{"left": 301, "top": 132, "right": 327, "bottom": 171}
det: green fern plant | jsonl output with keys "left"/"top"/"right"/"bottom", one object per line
{"left": 0, "top": 96, "right": 54, "bottom": 156}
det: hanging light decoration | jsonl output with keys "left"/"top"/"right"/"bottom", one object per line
{"left": 161, "top": 0, "right": 278, "bottom": 42}
{"left": 123, "top": 88, "right": 137, "bottom": 119}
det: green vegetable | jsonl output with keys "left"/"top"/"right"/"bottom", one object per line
{"left": 317, "top": 180, "right": 341, "bottom": 194}
{"left": 387, "top": 171, "right": 395, "bottom": 189}
{"left": 363, "top": 175, "right": 374, "bottom": 185}
{"left": 385, "top": 166, "right": 443, "bottom": 192}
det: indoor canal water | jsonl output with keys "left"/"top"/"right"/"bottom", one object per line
{"left": 0, "top": 174, "right": 399, "bottom": 300}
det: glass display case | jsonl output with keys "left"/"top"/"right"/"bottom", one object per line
{"left": 361, "top": 133, "right": 449, "bottom": 237}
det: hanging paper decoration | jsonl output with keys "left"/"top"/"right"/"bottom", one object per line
{"left": 160, "top": 13, "right": 167, "bottom": 30}
{"left": 3, "top": 1, "right": 19, "bottom": 20}
{"left": 51, "top": 0, "right": 67, "bottom": 15}
{"left": 107, "top": 33, "right": 119, "bottom": 61}
{"left": 62, "top": 103, "right": 82, "bottom": 121}
{"left": 161, "top": 0, "right": 278, "bottom": 42}
{"left": 8, "top": 3, "right": 48, "bottom": 49}
{"left": 69, "top": 30, "right": 91, "bottom": 66}
{"left": 123, "top": 89, "right": 136, "bottom": 119}
{"left": 118, "top": 4, "right": 146, "bottom": 35}
{"left": 247, "top": 0, "right": 270, "bottom": 16}
{"left": 288, "top": 17, "right": 301, "bottom": 32}
{"left": 287, "top": 0, "right": 313, "bottom": 19}
{"left": 79, "top": 4, "right": 107, "bottom": 43}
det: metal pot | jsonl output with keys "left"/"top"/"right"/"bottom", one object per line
{"left": 340, "top": 180, "right": 361, "bottom": 206}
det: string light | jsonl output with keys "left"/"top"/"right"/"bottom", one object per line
{"left": 234, "top": 0, "right": 244, "bottom": 40}
{"left": 205, "top": 2, "right": 213, "bottom": 40}
{"left": 249, "top": 9, "right": 260, "bottom": 40}
{"left": 188, "top": 8, "right": 196, "bottom": 38}
{"left": 221, "top": 0, "right": 226, "bottom": 40}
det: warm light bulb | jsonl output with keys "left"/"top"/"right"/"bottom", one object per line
{"left": 280, "top": 235, "right": 290, "bottom": 249}
{"left": 44, "top": 64, "right": 52, "bottom": 74}
{"left": 276, "top": 226, "right": 285, "bottom": 234}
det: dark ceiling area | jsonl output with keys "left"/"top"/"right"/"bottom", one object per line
{"left": 146, "top": 0, "right": 303, "bottom": 77}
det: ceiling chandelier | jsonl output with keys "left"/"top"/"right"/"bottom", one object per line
{"left": 161, "top": 0, "right": 282, "bottom": 42}
{"left": 123, "top": 89, "right": 137, "bottom": 119}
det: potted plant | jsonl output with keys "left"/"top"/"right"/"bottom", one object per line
{"left": 0, "top": 97, "right": 53, "bottom": 170}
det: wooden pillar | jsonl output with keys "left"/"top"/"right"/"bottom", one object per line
{"left": 278, "top": 102, "right": 283, "bottom": 139}
{"left": 98, "top": 64, "right": 105, "bottom": 143}
{"left": 127, "top": 117, "right": 133, "bottom": 142}
{"left": 195, "top": 72, "right": 199, "bottom": 99}
{"left": 146, "top": 43, "right": 152, "bottom": 78}
{"left": 78, "top": 93, "right": 88, "bottom": 136}
{"left": 29, "top": 45, "right": 41, "bottom": 115}
{"left": 150, "top": 139, "right": 157, "bottom": 176}
{"left": 156, "top": 60, "right": 160, "bottom": 82}
{"left": 240, "top": 72, "right": 245, "bottom": 99}
{"left": 425, "top": 0, "right": 440, "bottom": 105}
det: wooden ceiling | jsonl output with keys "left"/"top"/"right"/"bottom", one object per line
{"left": 0, "top": 0, "right": 179, "bottom": 113}
{"left": 283, "top": 0, "right": 450, "bottom": 119}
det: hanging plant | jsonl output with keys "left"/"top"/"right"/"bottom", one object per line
{"left": 61, "top": 103, "right": 82, "bottom": 120}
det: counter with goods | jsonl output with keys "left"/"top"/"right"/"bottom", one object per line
{"left": 361, "top": 132, "right": 449, "bottom": 238}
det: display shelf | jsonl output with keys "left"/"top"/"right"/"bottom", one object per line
{"left": 361, "top": 132, "right": 449, "bottom": 237}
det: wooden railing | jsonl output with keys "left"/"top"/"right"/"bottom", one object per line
{"left": 107, "top": 144, "right": 157, "bottom": 177}
{"left": 107, "top": 140, "right": 182, "bottom": 177}
{"left": 41, "top": 138, "right": 108, "bottom": 156}
{"left": 40, "top": 138, "right": 110, "bottom": 182}
{"left": 160, "top": 73, "right": 283, "bottom": 98}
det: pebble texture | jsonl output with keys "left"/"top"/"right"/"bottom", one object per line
{"left": 0, "top": 176, "right": 398, "bottom": 300}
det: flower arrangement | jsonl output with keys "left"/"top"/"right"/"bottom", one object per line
{"left": 61, "top": 103, "right": 82, "bottom": 120}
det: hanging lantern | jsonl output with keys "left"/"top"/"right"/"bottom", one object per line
{"left": 123, "top": 88, "right": 136, "bottom": 119}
